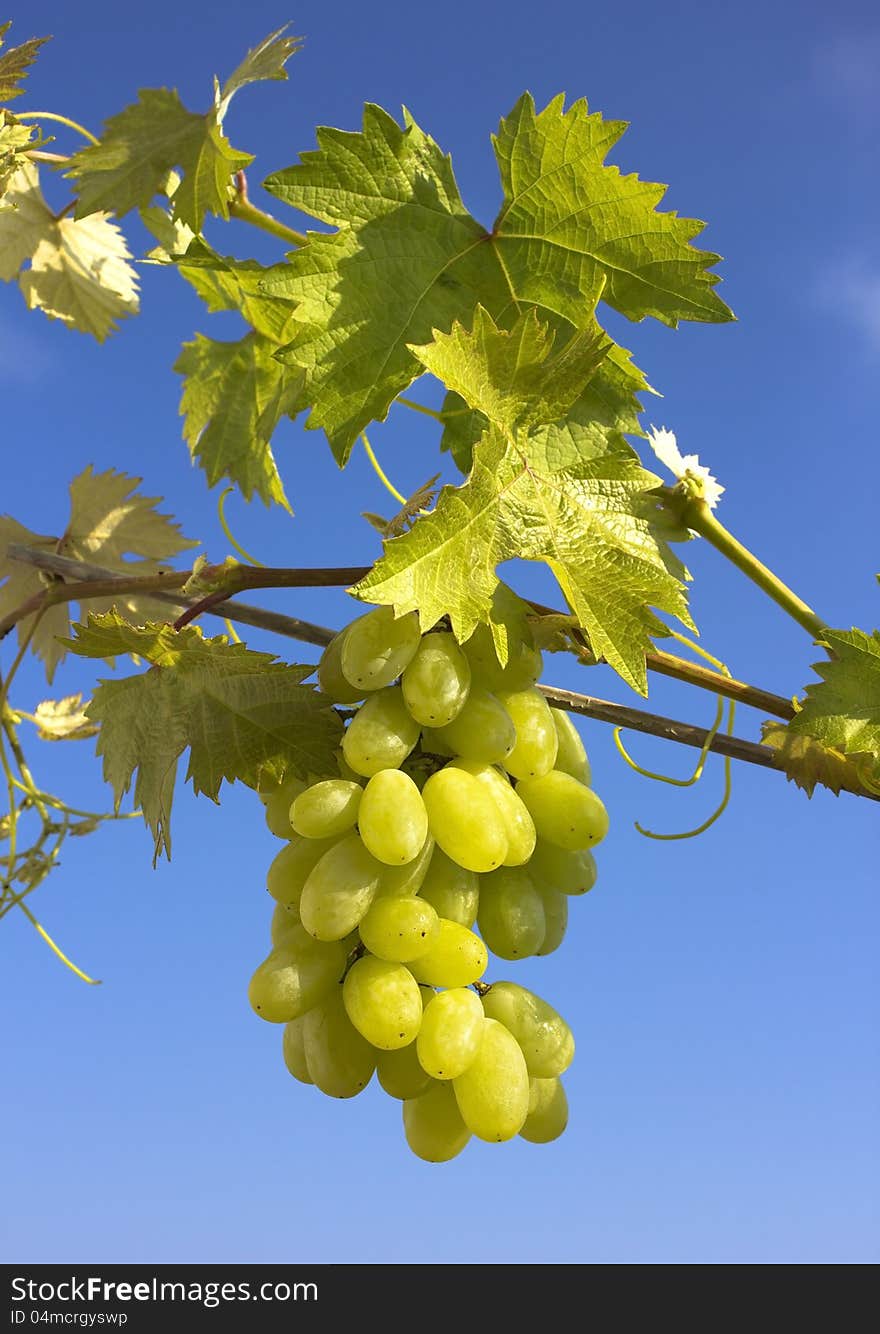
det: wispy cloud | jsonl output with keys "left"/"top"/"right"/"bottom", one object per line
{"left": 817, "top": 257, "right": 880, "bottom": 355}
{"left": 0, "top": 307, "right": 49, "bottom": 383}
{"left": 819, "top": 30, "right": 880, "bottom": 120}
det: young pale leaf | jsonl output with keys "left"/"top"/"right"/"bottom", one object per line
{"left": 262, "top": 96, "right": 731, "bottom": 459}
{"left": 22, "top": 212, "right": 140, "bottom": 341}
{"left": 0, "top": 111, "right": 35, "bottom": 197}
{"left": 0, "top": 22, "right": 50, "bottom": 101}
{"left": 68, "top": 612, "right": 343, "bottom": 860}
{"left": 215, "top": 25, "right": 303, "bottom": 122}
{"left": 0, "top": 162, "right": 139, "bottom": 340}
{"left": 357, "top": 425, "right": 690, "bottom": 692}
{"left": 440, "top": 338, "right": 651, "bottom": 473}
{"left": 356, "top": 310, "right": 690, "bottom": 692}
{"left": 175, "top": 332, "right": 301, "bottom": 508}
{"left": 786, "top": 629, "right": 880, "bottom": 765}
{"left": 410, "top": 305, "right": 610, "bottom": 433}
{"left": 0, "top": 467, "right": 197, "bottom": 680}
{"left": 31, "top": 694, "right": 100, "bottom": 741}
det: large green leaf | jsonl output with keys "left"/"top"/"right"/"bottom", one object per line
{"left": 262, "top": 95, "right": 732, "bottom": 460}
{"left": 0, "top": 162, "right": 139, "bottom": 339}
{"left": 175, "top": 332, "right": 301, "bottom": 509}
{"left": 356, "top": 310, "right": 690, "bottom": 692}
{"left": 65, "top": 29, "right": 299, "bottom": 231}
{"left": 68, "top": 612, "right": 343, "bottom": 860}
{"left": 0, "top": 468, "right": 197, "bottom": 680}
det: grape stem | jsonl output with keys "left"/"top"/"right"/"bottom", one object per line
{"left": 229, "top": 170, "right": 307, "bottom": 247}
{"left": 656, "top": 488, "right": 827, "bottom": 639}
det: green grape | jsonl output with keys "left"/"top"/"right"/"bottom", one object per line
{"left": 452, "top": 1017, "right": 530, "bottom": 1142}
{"left": 377, "top": 1041, "right": 433, "bottom": 1100}
{"left": 358, "top": 769, "right": 429, "bottom": 866}
{"left": 480, "top": 981, "right": 574, "bottom": 1078}
{"left": 516, "top": 771, "right": 609, "bottom": 850}
{"left": 336, "top": 747, "right": 363, "bottom": 783}
{"left": 263, "top": 774, "right": 307, "bottom": 838}
{"left": 248, "top": 931, "right": 346, "bottom": 1023}
{"left": 300, "top": 833, "right": 383, "bottom": 940}
{"left": 462, "top": 623, "right": 543, "bottom": 693}
{"left": 376, "top": 834, "right": 435, "bottom": 898}
{"left": 401, "top": 632, "right": 471, "bottom": 726}
{"left": 530, "top": 839, "right": 597, "bottom": 896}
{"left": 433, "top": 688, "right": 516, "bottom": 764}
{"left": 416, "top": 987, "right": 485, "bottom": 1080}
{"left": 267, "top": 835, "right": 341, "bottom": 906}
{"left": 551, "top": 707, "right": 591, "bottom": 785}
{"left": 447, "top": 759, "right": 535, "bottom": 866}
{"left": 408, "top": 919, "right": 488, "bottom": 988}
{"left": 282, "top": 1016, "right": 313, "bottom": 1085}
{"left": 358, "top": 896, "right": 439, "bottom": 962}
{"left": 403, "top": 1081, "right": 471, "bottom": 1163}
{"left": 417, "top": 848, "right": 479, "bottom": 926}
{"left": 520, "top": 1076, "right": 569, "bottom": 1144}
{"left": 303, "top": 987, "right": 376, "bottom": 1098}
{"left": 340, "top": 605, "right": 421, "bottom": 691}
{"left": 535, "top": 884, "right": 568, "bottom": 956}
{"left": 342, "top": 956, "right": 424, "bottom": 1050}
{"left": 477, "top": 866, "right": 546, "bottom": 960}
{"left": 270, "top": 899, "right": 302, "bottom": 946}
{"left": 419, "top": 727, "right": 455, "bottom": 758}
{"left": 497, "top": 688, "right": 558, "bottom": 780}
{"left": 421, "top": 768, "right": 508, "bottom": 873}
{"left": 316, "top": 631, "right": 365, "bottom": 705}
{"left": 291, "top": 779, "right": 363, "bottom": 840}
{"left": 342, "top": 686, "right": 420, "bottom": 778}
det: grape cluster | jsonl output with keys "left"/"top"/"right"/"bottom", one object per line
{"left": 249, "top": 606, "right": 608, "bottom": 1161}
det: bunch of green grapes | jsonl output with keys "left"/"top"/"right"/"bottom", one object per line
{"left": 249, "top": 606, "right": 607, "bottom": 1161}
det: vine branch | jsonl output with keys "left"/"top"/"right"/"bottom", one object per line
{"left": 1, "top": 547, "right": 874, "bottom": 801}
{"left": 3, "top": 546, "right": 796, "bottom": 717}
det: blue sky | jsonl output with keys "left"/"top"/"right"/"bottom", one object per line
{"left": 1, "top": 0, "right": 878, "bottom": 1264}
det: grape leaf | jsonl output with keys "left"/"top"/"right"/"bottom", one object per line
{"left": 786, "top": 629, "right": 880, "bottom": 764}
{"left": 66, "top": 29, "right": 299, "bottom": 231}
{"left": 0, "top": 467, "right": 197, "bottom": 680}
{"left": 492, "top": 93, "right": 731, "bottom": 327}
{"left": 175, "top": 332, "right": 301, "bottom": 509}
{"left": 760, "top": 721, "right": 880, "bottom": 799}
{"left": 0, "top": 22, "right": 50, "bottom": 101}
{"left": 174, "top": 239, "right": 299, "bottom": 342}
{"left": 0, "top": 162, "right": 139, "bottom": 339}
{"left": 0, "top": 111, "right": 35, "bottom": 197}
{"left": 67, "top": 611, "right": 343, "bottom": 860}
{"left": 355, "top": 310, "right": 690, "bottom": 691}
{"left": 262, "top": 95, "right": 731, "bottom": 460}
{"left": 66, "top": 89, "right": 250, "bottom": 232}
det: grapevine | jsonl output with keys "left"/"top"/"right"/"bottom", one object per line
{"left": 0, "top": 17, "right": 877, "bottom": 1178}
